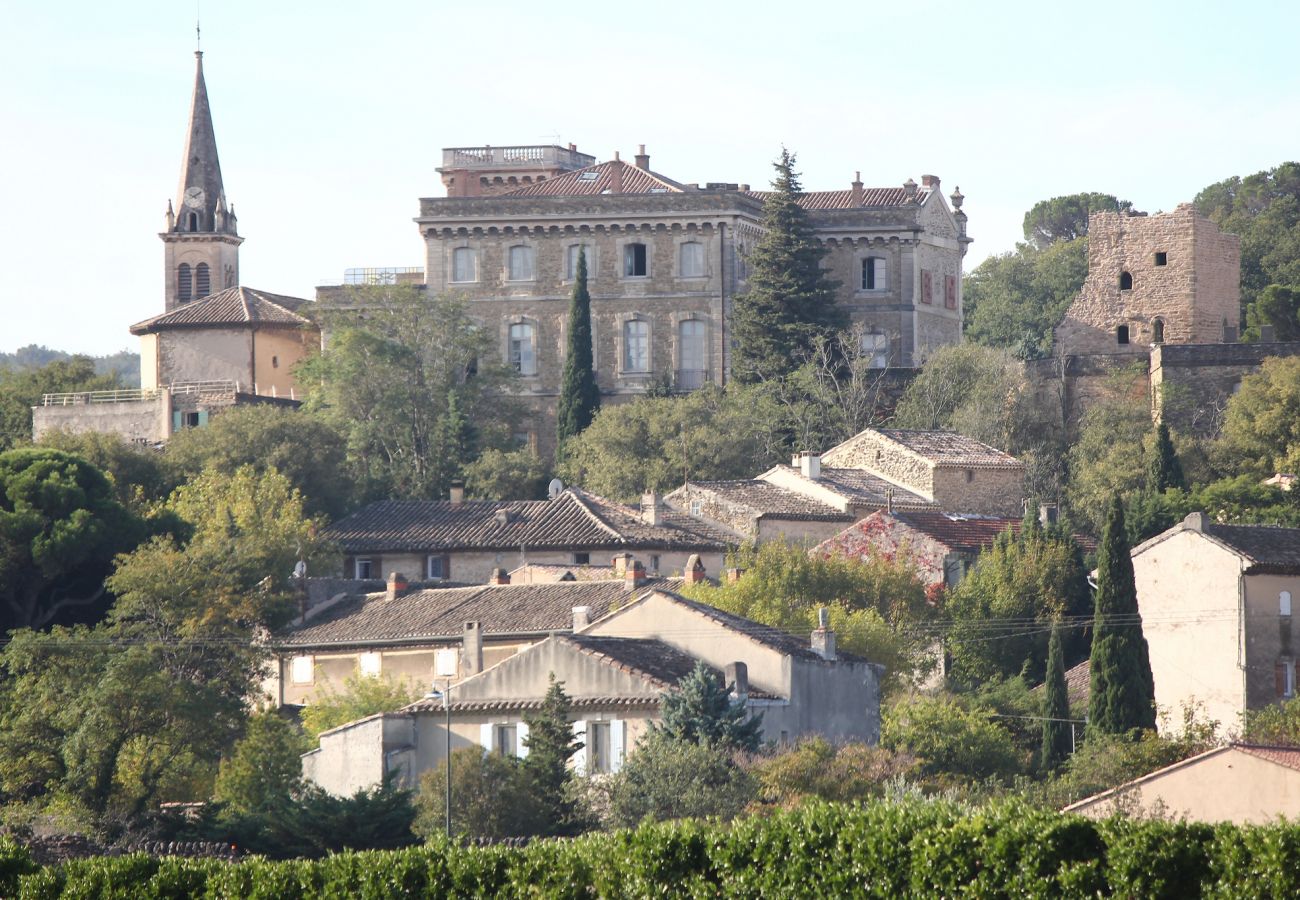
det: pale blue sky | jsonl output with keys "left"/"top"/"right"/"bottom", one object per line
{"left": 3, "top": 0, "right": 1298, "bottom": 354}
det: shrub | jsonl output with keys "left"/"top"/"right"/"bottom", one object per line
{"left": 604, "top": 735, "right": 756, "bottom": 828}
{"left": 754, "top": 737, "right": 916, "bottom": 806}
{"left": 882, "top": 694, "right": 1023, "bottom": 785}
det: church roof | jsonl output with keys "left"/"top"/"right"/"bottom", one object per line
{"left": 170, "top": 52, "right": 236, "bottom": 237}
{"left": 129, "top": 286, "right": 312, "bottom": 334}
{"left": 505, "top": 159, "right": 685, "bottom": 196}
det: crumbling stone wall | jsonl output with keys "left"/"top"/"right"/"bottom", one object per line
{"left": 1153, "top": 342, "right": 1300, "bottom": 437}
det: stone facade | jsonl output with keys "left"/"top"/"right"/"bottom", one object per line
{"left": 1152, "top": 341, "right": 1300, "bottom": 437}
{"left": 1054, "top": 204, "right": 1240, "bottom": 357}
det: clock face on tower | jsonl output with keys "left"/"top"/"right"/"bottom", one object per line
{"left": 183, "top": 186, "right": 205, "bottom": 208}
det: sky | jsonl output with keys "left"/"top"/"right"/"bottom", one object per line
{"left": 3, "top": 0, "right": 1299, "bottom": 356}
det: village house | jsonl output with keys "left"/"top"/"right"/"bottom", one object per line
{"left": 1131, "top": 513, "right": 1300, "bottom": 733}
{"left": 665, "top": 427, "right": 1027, "bottom": 545}
{"left": 269, "top": 561, "right": 704, "bottom": 707}
{"left": 324, "top": 485, "right": 735, "bottom": 586}
{"left": 301, "top": 590, "right": 882, "bottom": 796}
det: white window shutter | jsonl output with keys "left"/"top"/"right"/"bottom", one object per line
{"left": 572, "top": 720, "right": 587, "bottom": 775}
{"left": 879, "top": 260, "right": 889, "bottom": 291}
{"left": 610, "top": 719, "right": 626, "bottom": 773}
{"left": 516, "top": 721, "right": 530, "bottom": 758}
{"left": 479, "top": 723, "right": 494, "bottom": 751}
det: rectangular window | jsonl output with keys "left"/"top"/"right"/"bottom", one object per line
{"left": 1278, "top": 660, "right": 1296, "bottom": 698}
{"left": 573, "top": 552, "right": 590, "bottom": 565}
{"left": 427, "top": 555, "right": 446, "bottom": 580}
{"left": 1155, "top": 251, "right": 1168, "bottom": 266}
{"left": 494, "top": 724, "right": 518, "bottom": 756}
{"left": 509, "top": 323, "right": 537, "bottom": 376}
{"left": 508, "top": 246, "right": 534, "bottom": 281}
{"left": 944, "top": 274, "right": 957, "bottom": 309}
{"left": 589, "top": 721, "right": 612, "bottom": 774}
{"left": 624, "top": 319, "right": 650, "bottom": 372}
{"left": 1284, "top": 591, "right": 1294, "bottom": 617}
{"left": 690, "top": 500, "right": 702, "bottom": 517}
{"left": 677, "top": 319, "right": 707, "bottom": 390}
{"left": 290, "top": 655, "right": 314, "bottom": 684}
{"left": 921, "top": 270, "right": 933, "bottom": 305}
{"left": 679, "top": 242, "right": 705, "bottom": 277}
{"left": 354, "top": 558, "right": 373, "bottom": 579}
{"left": 624, "top": 243, "right": 648, "bottom": 277}
{"left": 358, "top": 651, "right": 382, "bottom": 678}
{"left": 861, "top": 332, "right": 888, "bottom": 369}
{"left": 650, "top": 554, "right": 661, "bottom": 572}
{"left": 451, "top": 247, "right": 478, "bottom": 283}
{"left": 861, "top": 257, "right": 888, "bottom": 291}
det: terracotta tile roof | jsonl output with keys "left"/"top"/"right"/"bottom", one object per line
{"left": 767, "top": 466, "right": 935, "bottom": 510}
{"left": 1202, "top": 522, "right": 1300, "bottom": 574}
{"left": 273, "top": 578, "right": 677, "bottom": 648}
{"left": 1233, "top": 744, "right": 1300, "bottom": 771}
{"left": 505, "top": 160, "right": 685, "bottom": 197}
{"left": 129, "top": 286, "right": 312, "bottom": 334}
{"left": 324, "top": 488, "right": 734, "bottom": 554}
{"left": 891, "top": 512, "right": 1024, "bottom": 552}
{"left": 745, "top": 187, "right": 929, "bottom": 210}
{"left": 674, "top": 480, "right": 853, "bottom": 522}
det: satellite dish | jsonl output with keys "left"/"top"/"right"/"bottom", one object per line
{"left": 548, "top": 478, "right": 565, "bottom": 500}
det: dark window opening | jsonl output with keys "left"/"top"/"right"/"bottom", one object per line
{"left": 188, "top": 212, "right": 198, "bottom": 231}
{"left": 271, "top": 355, "right": 279, "bottom": 369}
{"left": 427, "top": 555, "right": 446, "bottom": 580}
{"left": 1154, "top": 251, "right": 1167, "bottom": 266}
{"left": 1119, "top": 271, "right": 1133, "bottom": 290}
{"left": 177, "top": 264, "right": 192, "bottom": 301}
{"left": 624, "top": 243, "right": 648, "bottom": 277}
{"left": 1152, "top": 318, "right": 1165, "bottom": 344}
{"left": 1117, "top": 325, "right": 1130, "bottom": 345}
{"left": 183, "top": 411, "right": 201, "bottom": 428}
{"left": 195, "top": 263, "right": 211, "bottom": 297}
{"left": 573, "top": 552, "right": 590, "bottom": 565}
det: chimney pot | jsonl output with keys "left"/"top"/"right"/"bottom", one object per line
{"left": 684, "top": 554, "right": 706, "bottom": 585}
{"left": 634, "top": 145, "right": 650, "bottom": 170}
{"left": 449, "top": 481, "right": 465, "bottom": 505}
{"left": 572, "top": 605, "right": 591, "bottom": 631}
{"left": 1185, "top": 511, "right": 1207, "bottom": 532}
{"left": 811, "top": 607, "right": 837, "bottom": 661}
{"left": 612, "top": 552, "right": 634, "bottom": 577}
{"left": 797, "top": 451, "right": 821, "bottom": 480}
{"left": 385, "top": 572, "right": 409, "bottom": 602}
{"left": 921, "top": 174, "right": 940, "bottom": 190}
{"left": 851, "top": 172, "right": 864, "bottom": 206}
{"left": 726, "top": 567, "right": 744, "bottom": 584}
{"left": 724, "top": 661, "right": 749, "bottom": 701}
{"left": 461, "top": 621, "right": 483, "bottom": 676}
{"left": 641, "top": 491, "right": 661, "bottom": 526}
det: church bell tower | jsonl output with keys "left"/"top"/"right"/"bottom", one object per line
{"left": 160, "top": 51, "right": 242, "bottom": 311}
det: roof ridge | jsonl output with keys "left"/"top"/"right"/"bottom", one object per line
{"left": 562, "top": 489, "right": 626, "bottom": 542}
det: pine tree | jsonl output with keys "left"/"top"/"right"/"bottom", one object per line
{"left": 1146, "top": 421, "right": 1186, "bottom": 492}
{"left": 1041, "top": 621, "right": 1072, "bottom": 770}
{"left": 521, "top": 675, "right": 585, "bottom": 836}
{"left": 731, "top": 149, "right": 844, "bottom": 383}
{"left": 556, "top": 248, "right": 600, "bottom": 448}
{"left": 653, "top": 661, "right": 763, "bottom": 752}
{"left": 1088, "top": 494, "right": 1157, "bottom": 733}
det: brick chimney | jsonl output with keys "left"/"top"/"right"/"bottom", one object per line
{"left": 635, "top": 144, "right": 650, "bottom": 170}
{"left": 921, "top": 174, "right": 940, "bottom": 191}
{"left": 461, "top": 621, "right": 483, "bottom": 676}
{"left": 684, "top": 554, "right": 706, "bottom": 585}
{"left": 610, "top": 156, "right": 624, "bottom": 193}
{"left": 612, "top": 552, "right": 634, "bottom": 577}
{"left": 851, "top": 171, "right": 864, "bottom": 205}
{"left": 449, "top": 481, "right": 465, "bottom": 506}
{"left": 794, "top": 451, "right": 821, "bottom": 480}
{"left": 811, "top": 607, "right": 836, "bottom": 661}
{"left": 724, "top": 661, "right": 748, "bottom": 701}
{"left": 641, "top": 492, "right": 661, "bottom": 526}
{"left": 489, "top": 567, "right": 510, "bottom": 585}
{"left": 385, "top": 572, "right": 409, "bottom": 602}
{"left": 625, "top": 559, "right": 647, "bottom": 589}
{"left": 572, "top": 605, "right": 591, "bottom": 631}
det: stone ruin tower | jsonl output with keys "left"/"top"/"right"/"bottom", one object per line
{"left": 1054, "top": 203, "right": 1240, "bottom": 357}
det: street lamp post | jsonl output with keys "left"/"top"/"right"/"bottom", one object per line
{"left": 443, "top": 678, "right": 451, "bottom": 838}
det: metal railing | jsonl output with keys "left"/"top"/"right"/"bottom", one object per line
{"left": 40, "top": 380, "right": 245, "bottom": 407}
{"left": 441, "top": 145, "right": 595, "bottom": 170}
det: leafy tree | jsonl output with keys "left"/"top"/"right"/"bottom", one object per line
{"left": 213, "top": 709, "right": 310, "bottom": 816}
{"left": 603, "top": 735, "right": 755, "bottom": 827}
{"left": 0, "top": 448, "right": 144, "bottom": 632}
{"left": 36, "top": 430, "right": 176, "bottom": 513}
{"left": 892, "top": 344, "right": 1024, "bottom": 447}
{"left": 1244, "top": 284, "right": 1300, "bottom": 341}
{"left": 1243, "top": 695, "right": 1300, "bottom": 746}
{"left": 1021, "top": 192, "right": 1132, "bottom": 249}
{"left": 1066, "top": 389, "right": 1153, "bottom": 535}
{"left": 1041, "top": 622, "right": 1072, "bottom": 771}
{"left": 300, "top": 673, "right": 421, "bottom": 740}
{"left": 775, "top": 325, "right": 896, "bottom": 452}
{"left": 682, "top": 541, "right": 935, "bottom": 688}
{"left": 414, "top": 747, "right": 533, "bottom": 840}
{"left": 732, "top": 149, "right": 844, "bottom": 382}
{"left": 1146, "top": 422, "right": 1186, "bottom": 492}
{"left": 165, "top": 405, "right": 352, "bottom": 519}
{"left": 945, "top": 526, "right": 1091, "bottom": 686}
{"left": 1088, "top": 495, "right": 1157, "bottom": 734}
{"left": 301, "top": 285, "right": 518, "bottom": 500}
{"left": 556, "top": 248, "right": 600, "bottom": 448}
{"left": 0, "top": 356, "right": 121, "bottom": 451}
{"left": 881, "top": 694, "right": 1022, "bottom": 785}
{"left": 521, "top": 676, "right": 587, "bottom": 836}
{"left": 1217, "top": 355, "right": 1300, "bottom": 478}
{"left": 754, "top": 737, "right": 915, "bottom": 806}
{"left": 464, "top": 446, "right": 550, "bottom": 500}
{"left": 652, "top": 661, "right": 763, "bottom": 752}
{"left": 963, "top": 235, "right": 1089, "bottom": 358}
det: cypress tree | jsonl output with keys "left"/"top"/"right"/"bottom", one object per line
{"left": 556, "top": 248, "right": 600, "bottom": 448}
{"left": 521, "top": 675, "right": 585, "bottom": 836}
{"left": 1088, "top": 494, "right": 1157, "bottom": 733}
{"left": 1041, "top": 621, "right": 1071, "bottom": 770}
{"left": 731, "top": 149, "right": 844, "bottom": 383}
{"left": 1147, "top": 421, "right": 1186, "bottom": 491}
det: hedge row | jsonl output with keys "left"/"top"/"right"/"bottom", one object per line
{"left": 5, "top": 799, "right": 1300, "bottom": 899}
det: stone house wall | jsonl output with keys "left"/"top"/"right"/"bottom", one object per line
{"left": 822, "top": 431, "right": 935, "bottom": 495}
{"left": 930, "top": 466, "right": 1025, "bottom": 517}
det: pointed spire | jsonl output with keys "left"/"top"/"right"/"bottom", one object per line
{"left": 173, "top": 51, "right": 234, "bottom": 235}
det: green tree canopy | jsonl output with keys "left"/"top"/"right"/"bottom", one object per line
{"left": 1217, "top": 355, "right": 1300, "bottom": 478}
{"left": 652, "top": 661, "right": 763, "bottom": 752}
{"left": 463, "top": 446, "right": 549, "bottom": 500}
{"left": 891, "top": 344, "right": 1025, "bottom": 448}
{"left": 881, "top": 694, "right": 1022, "bottom": 785}
{"left": 213, "top": 709, "right": 310, "bottom": 816}
{"left": 1146, "top": 422, "right": 1187, "bottom": 493}
{"left": 731, "top": 149, "right": 843, "bottom": 382}
{"left": 36, "top": 430, "right": 177, "bottom": 513}
{"left": 604, "top": 736, "right": 755, "bottom": 827}
{"left": 1022, "top": 192, "right": 1132, "bottom": 249}
{"left": 0, "top": 357, "right": 122, "bottom": 452}
{"left": 1244, "top": 284, "right": 1300, "bottom": 342}
{"left": 300, "top": 673, "right": 421, "bottom": 740}
{"left": 1066, "top": 388, "right": 1154, "bottom": 535}
{"left": 556, "top": 248, "right": 600, "bottom": 448}
{"left": 962, "top": 237, "right": 1089, "bottom": 359}
{"left": 414, "top": 747, "right": 533, "bottom": 840}
{"left": 1088, "top": 495, "right": 1157, "bottom": 734}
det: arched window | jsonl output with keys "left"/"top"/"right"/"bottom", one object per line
{"left": 677, "top": 320, "right": 707, "bottom": 390}
{"left": 679, "top": 242, "right": 705, "bottom": 277}
{"left": 860, "top": 332, "right": 888, "bottom": 368}
{"left": 195, "top": 263, "right": 210, "bottom": 298}
{"left": 623, "top": 319, "right": 650, "bottom": 373}
{"left": 861, "top": 257, "right": 888, "bottom": 291}
{"left": 1120, "top": 271, "right": 1133, "bottom": 290}
{"left": 1152, "top": 318, "right": 1165, "bottom": 344}
{"left": 624, "top": 243, "right": 648, "bottom": 277}
{"left": 188, "top": 212, "right": 198, "bottom": 232}
{"left": 177, "top": 263, "right": 192, "bottom": 301}
{"left": 508, "top": 323, "right": 536, "bottom": 375}
{"left": 1117, "top": 325, "right": 1130, "bottom": 345}
{"left": 451, "top": 247, "right": 478, "bottom": 283}
{"left": 508, "top": 245, "right": 534, "bottom": 281}
{"left": 566, "top": 244, "right": 592, "bottom": 280}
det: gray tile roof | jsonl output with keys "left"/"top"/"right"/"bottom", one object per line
{"left": 506, "top": 160, "right": 685, "bottom": 196}
{"left": 129, "top": 286, "right": 312, "bottom": 334}
{"left": 274, "top": 577, "right": 678, "bottom": 648}
{"left": 671, "top": 480, "right": 853, "bottom": 521}
{"left": 870, "top": 430, "right": 1024, "bottom": 468}
{"left": 324, "top": 488, "right": 735, "bottom": 554}
{"left": 1203, "top": 522, "right": 1300, "bottom": 574}
{"left": 769, "top": 466, "right": 935, "bottom": 510}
